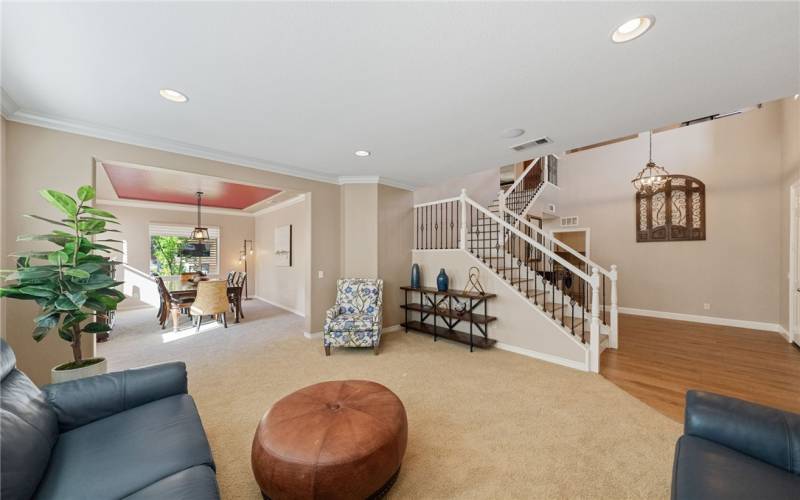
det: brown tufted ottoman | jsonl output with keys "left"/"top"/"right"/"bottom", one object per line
{"left": 252, "top": 380, "right": 408, "bottom": 500}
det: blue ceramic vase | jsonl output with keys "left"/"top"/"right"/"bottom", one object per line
{"left": 410, "top": 263, "right": 421, "bottom": 289}
{"left": 437, "top": 268, "right": 449, "bottom": 292}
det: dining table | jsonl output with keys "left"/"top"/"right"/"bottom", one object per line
{"left": 163, "top": 278, "right": 244, "bottom": 332}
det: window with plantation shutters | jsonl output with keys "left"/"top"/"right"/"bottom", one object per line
{"left": 148, "top": 224, "right": 220, "bottom": 276}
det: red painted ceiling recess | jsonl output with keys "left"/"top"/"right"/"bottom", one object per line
{"left": 103, "top": 163, "right": 281, "bottom": 210}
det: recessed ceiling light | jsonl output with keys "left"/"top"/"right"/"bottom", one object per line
{"left": 159, "top": 88, "right": 188, "bottom": 103}
{"left": 501, "top": 128, "right": 525, "bottom": 139}
{"left": 611, "top": 15, "right": 655, "bottom": 43}
{"left": 354, "top": 150, "right": 371, "bottom": 157}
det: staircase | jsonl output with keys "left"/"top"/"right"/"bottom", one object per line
{"left": 413, "top": 155, "right": 618, "bottom": 372}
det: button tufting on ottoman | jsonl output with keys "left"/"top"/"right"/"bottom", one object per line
{"left": 251, "top": 380, "right": 408, "bottom": 500}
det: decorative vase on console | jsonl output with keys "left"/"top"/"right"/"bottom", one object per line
{"left": 410, "top": 263, "right": 421, "bottom": 289}
{"left": 437, "top": 268, "right": 449, "bottom": 292}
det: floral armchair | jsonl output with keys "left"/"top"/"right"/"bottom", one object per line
{"left": 324, "top": 278, "right": 384, "bottom": 355}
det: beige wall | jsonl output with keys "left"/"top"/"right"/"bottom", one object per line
{"left": 339, "top": 183, "right": 414, "bottom": 328}
{"left": 378, "top": 185, "right": 413, "bottom": 327}
{"left": 3, "top": 121, "right": 341, "bottom": 384}
{"left": 778, "top": 97, "right": 800, "bottom": 332}
{"left": 545, "top": 102, "right": 787, "bottom": 324}
{"left": 254, "top": 198, "right": 307, "bottom": 316}
{"left": 412, "top": 249, "right": 586, "bottom": 365}
{"left": 95, "top": 203, "right": 255, "bottom": 309}
{"left": 341, "top": 183, "right": 379, "bottom": 278}
{"left": 414, "top": 166, "right": 500, "bottom": 209}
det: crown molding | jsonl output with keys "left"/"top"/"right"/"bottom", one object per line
{"left": 338, "top": 176, "right": 415, "bottom": 191}
{"left": 1, "top": 88, "right": 20, "bottom": 117}
{"left": 251, "top": 194, "right": 306, "bottom": 216}
{"left": 2, "top": 105, "right": 340, "bottom": 185}
{"left": 95, "top": 198, "right": 256, "bottom": 217}
{"left": 1, "top": 88, "right": 417, "bottom": 192}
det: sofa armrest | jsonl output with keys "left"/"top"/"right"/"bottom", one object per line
{"left": 43, "top": 362, "right": 188, "bottom": 432}
{"left": 684, "top": 390, "right": 800, "bottom": 474}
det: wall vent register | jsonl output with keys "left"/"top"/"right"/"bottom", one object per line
{"left": 560, "top": 216, "right": 579, "bottom": 227}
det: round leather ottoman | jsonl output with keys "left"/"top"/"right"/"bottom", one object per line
{"left": 252, "top": 380, "right": 407, "bottom": 500}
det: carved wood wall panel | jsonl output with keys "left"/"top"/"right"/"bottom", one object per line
{"left": 636, "top": 175, "right": 705, "bottom": 242}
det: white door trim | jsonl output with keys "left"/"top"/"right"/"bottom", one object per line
{"left": 789, "top": 182, "right": 800, "bottom": 345}
{"left": 550, "top": 227, "right": 591, "bottom": 260}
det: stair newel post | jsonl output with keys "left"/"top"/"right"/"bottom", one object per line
{"left": 459, "top": 189, "right": 467, "bottom": 250}
{"left": 590, "top": 267, "right": 601, "bottom": 373}
{"left": 609, "top": 265, "right": 619, "bottom": 349}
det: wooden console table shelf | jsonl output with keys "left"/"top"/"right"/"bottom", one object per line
{"left": 400, "top": 286, "right": 497, "bottom": 352}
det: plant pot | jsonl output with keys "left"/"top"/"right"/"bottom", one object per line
{"left": 51, "top": 357, "right": 107, "bottom": 384}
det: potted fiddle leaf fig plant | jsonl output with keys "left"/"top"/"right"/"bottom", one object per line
{"left": 0, "top": 185, "right": 125, "bottom": 383}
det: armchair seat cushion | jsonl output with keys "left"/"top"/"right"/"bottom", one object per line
{"left": 325, "top": 330, "right": 379, "bottom": 347}
{"left": 34, "top": 394, "right": 215, "bottom": 500}
{"left": 672, "top": 435, "right": 800, "bottom": 500}
{"left": 328, "top": 313, "right": 374, "bottom": 332}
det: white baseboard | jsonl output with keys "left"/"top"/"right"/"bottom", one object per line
{"left": 618, "top": 307, "right": 785, "bottom": 334}
{"left": 253, "top": 296, "right": 305, "bottom": 317}
{"left": 776, "top": 325, "right": 790, "bottom": 342}
{"left": 495, "top": 342, "right": 589, "bottom": 372}
{"left": 117, "top": 303, "right": 156, "bottom": 312}
{"left": 304, "top": 324, "right": 401, "bottom": 340}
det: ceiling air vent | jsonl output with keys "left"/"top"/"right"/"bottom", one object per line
{"left": 511, "top": 136, "right": 552, "bottom": 152}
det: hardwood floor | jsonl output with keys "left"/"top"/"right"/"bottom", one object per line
{"left": 601, "top": 314, "right": 800, "bottom": 423}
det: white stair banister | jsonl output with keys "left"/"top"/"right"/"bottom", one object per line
{"left": 590, "top": 267, "right": 601, "bottom": 373}
{"left": 610, "top": 265, "right": 619, "bottom": 349}
{"left": 459, "top": 188, "right": 467, "bottom": 250}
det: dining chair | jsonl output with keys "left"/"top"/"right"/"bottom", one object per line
{"left": 226, "top": 272, "right": 246, "bottom": 318}
{"left": 155, "top": 277, "right": 194, "bottom": 329}
{"left": 190, "top": 280, "right": 229, "bottom": 332}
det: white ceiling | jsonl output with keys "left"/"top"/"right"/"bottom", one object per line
{"left": 2, "top": 2, "right": 798, "bottom": 188}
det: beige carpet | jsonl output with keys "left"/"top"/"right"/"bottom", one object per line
{"left": 101, "top": 302, "right": 681, "bottom": 499}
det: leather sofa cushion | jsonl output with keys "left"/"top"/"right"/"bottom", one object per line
{"left": 672, "top": 435, "right": 800, "bottom": 500}
{"left": 122, "top": 465, "right": 220, "bottom": 500}
{"left": 1, "top": 342, "right": 59, "bottom": 500}
{"left": 684, "top": 390, "right": 800, "bottom": 474}
{"left": 34, "top": 394, "right": 215, "bottom": 500}
{"left": 43, "top": 361, "right": 188, "bottom": 432}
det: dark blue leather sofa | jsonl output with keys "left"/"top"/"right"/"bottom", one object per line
{"left": 0, "top": 339, "right": 220, "bottom": 500}
{"left": 672, "top": 390, "right": 800, "bottom": 499}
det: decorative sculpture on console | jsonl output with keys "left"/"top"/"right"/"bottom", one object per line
{"left": 462, "top": 266, "right": 485, "bottom": 296}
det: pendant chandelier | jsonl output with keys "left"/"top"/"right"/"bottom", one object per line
{"left": 190, "top": 191, "right": 209, "bottom": 241}
{"left": 631, "top": 131, "right": 670, "bottom": 195}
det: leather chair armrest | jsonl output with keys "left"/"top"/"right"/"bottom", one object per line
{"left": 43, "top": 362, "right": 188, "bottom": 432}
{"left": 684, "top": 390, "right": 800, "bottom": 474}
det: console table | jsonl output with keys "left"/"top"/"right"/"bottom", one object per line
{"left": 400, "top": 286, "right": 497, "bottom": 352}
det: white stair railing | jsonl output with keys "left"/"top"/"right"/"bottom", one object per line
{"left": 504, "top": 208, "right": 618, "bottom": 349}
{"left": 413, "top": 189, "right": 617, "bottom": 372}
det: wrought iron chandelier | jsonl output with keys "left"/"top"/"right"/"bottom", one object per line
{"left": 189, "top": 191, "right": 209, "bottom": 241}
{"left": 631, "top": 131, "right": 670, "bottom": 195}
